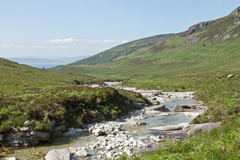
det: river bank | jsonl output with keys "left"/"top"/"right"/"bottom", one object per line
{"left": 3, "top": 85, "right": 212, "bottom": 160}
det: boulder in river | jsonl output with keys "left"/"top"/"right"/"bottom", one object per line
{"left": 45, "top": 149, "right": 71, "bottom": 160}
{"left": 151, "top": 99, "right": 160, "bottom": 105}
{"left": 151, "top": 91, "right": 163, "bottom": 97}
{"left": 145, "top": 104, "right": 165, "bottom": 111}
{"left": 173, "top": 105, "right": 183, "bottom": 112}
{"left": 30, "top": 131, "right": 50, "bottom": 141}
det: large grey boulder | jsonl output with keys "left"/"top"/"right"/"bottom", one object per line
{"left": 187, "top": 122, "right": 221, "bottom": 137}
{"left": 54, "top": 124, "right": 66, "bottom": 131}
{"left": 173, "top": 105, "right": 183, "bottom": 112}
{"left": 145, "top": 104, "right": 165, "bottom": 111}
{"left": 133, "top": 103, "right": 147, "bottom": 109}
{"left": 30, "top": 131, "right": 50, "bottom": 140}
{"left": 45, "top": 149, "right": 71, "bottom": 160}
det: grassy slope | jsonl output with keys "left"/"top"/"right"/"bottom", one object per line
{"left": 0, "top": 58, "right": 148, "bottom": 133}
{"left": 0, "top": 58, "right": 103, "bottom": 93}
{"left": 49, "top": 13, "right": 240, "bottom": 80}
{"left": 69, "top": 33, "right": 177, "bottom": 65}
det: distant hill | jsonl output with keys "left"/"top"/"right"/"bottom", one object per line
{"left": 69, "top": 34, "right": 177, "bottom": 65}
{"left": 0, "top": 58, "right": 102, "bottom": 93}
{"left": 5, "top": 55, "right": 90, "bottom": 68}
{"left": 49, "top": 7, "right": 240, "bottom": 79}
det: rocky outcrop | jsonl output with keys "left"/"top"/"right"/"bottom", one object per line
{"left": 187, "top": 122, "right": 221, "bottom": 137}
{"left": 151, "top": 122, "right": 221, "bottom": 138}
{"left": 185, "top": 21, "right": 214, "bottom": 36}
{"left": 231, "top": 6, "right": 240, "bottom": 14}
{"left": 0, "top": 120, "right": 69, "bottom": 147}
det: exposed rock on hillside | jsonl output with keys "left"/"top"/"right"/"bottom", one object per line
{"left": 231, "top": 6, "right": 240, "bottom": 14}
{"left": 185, "top": 21, "right": 215, "bottom": 36}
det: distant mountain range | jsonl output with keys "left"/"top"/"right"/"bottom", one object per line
{"left": 4, "top": 55, "right": 90, "bottom": 68}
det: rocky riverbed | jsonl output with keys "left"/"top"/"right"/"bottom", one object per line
{"left": 3, "top": 87, "right": 216, "bottom": 160}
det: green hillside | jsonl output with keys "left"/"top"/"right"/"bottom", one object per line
{"left": 0, "top": 58, "right": 147, "bottom": 134}
{"left": 70, "top": 33, "right": 177, "bottom": 65}
{"left": 0, "top": 58, "right": 103, "bottom": 93}
{"left": 49, "top": 7, "right": 240, "bottom": 80}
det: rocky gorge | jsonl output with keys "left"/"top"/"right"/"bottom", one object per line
{"left": 3, "top": 85, "right": 221, "bottom": 160}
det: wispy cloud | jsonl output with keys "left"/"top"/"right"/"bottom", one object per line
{"left": 47, "top": 38, "right": 128, "bottom": 44}
{"left": 0, "top": 44, "right": 24, "bottom": 49}
{"left": 30, "top": 45, "right": 45, "bottom": 49}
{"left": 0, "top": 39, "right": 129, "bottom": 57}
{"left": 0, "top": 44, "right": 45, "bottom": 49}
{"left": 49, "top": 38, "right": 79, "bottom": 43}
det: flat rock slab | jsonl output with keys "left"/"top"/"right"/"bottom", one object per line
{"left": 145, "top": 104, "right": 165, "bottom": 111}
{"left": 45, "top": 149, "right": 71, "bottom": 160}
{"left": 187, "top": 122, "right": 221, "bottom": 137}
{"left": 150, "top": 124, "right": 187, "bottom": 131}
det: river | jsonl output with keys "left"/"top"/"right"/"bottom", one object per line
{"left": 3, "top": 96, "right": 198, "bottom": 160}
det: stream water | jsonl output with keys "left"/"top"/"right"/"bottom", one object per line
{"left": 2, "top": 98, "right": 197, "bottom": 160}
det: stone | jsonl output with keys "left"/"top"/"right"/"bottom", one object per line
{"left": 145, "top": 104, "right": 165, "bottom": 111}
{"left": 75, "top": 149, "right": 88, "bottom": 157}
{"left": 50, "top": 119, "right": 56, "bottom": 127}
{"left": 106, "top": 151, "right": 115, "bottom": 159}
{"left": 133, "top": 103, "right": 146, "bottom": 109}
{"left": 151, "top": 124, "right": 185, "bottom": 131}
{"left": 180, "top": 105, "right": 192, "bottom": 109}
{"left": 45, "top": 149, "right": 71, "bottom": 160}
{"left": 227, "top": 74, "right": 235, "bottom": 78}
{"left": 151, "top": 99, "right": 160, "bottom": 105}
{"left": 19, "top": 126, "right": 33, "bottom": 132}
{"left": 54, "top": 125, "right": 66, "bottom": 131}
{"left": 159, "top": 113, "right": 169, "bottom": 116}
{"left": 3, "top": 157, "right": 17, "bottom": 160}
{"left": 22, "top": 131, "right": 31, "bottom": 137}
{"left": 173, "top": 105, "right": 183, "bottom": 112}
{"left": 0, "top": 134, "right": 3, "bottom": 141}
{"left": 52, "top": 131, "right": 63, "bottom": 138}
{"left": 93, "top": 129, "right": 104, "bottom": 136}
{"left": 151, "top": 91, "right": 163, "bottom": 97}
{"left": 30, "top": 131, "right": 50, "bottom": 140}
{"left": 24, "top": 120, "right": 30, "bottom": 125}
{"left": 188, "top": 122, "right": 221, "bottom": 137}
{"left": 151, "top": 135, "right": 165, "bottom": 142}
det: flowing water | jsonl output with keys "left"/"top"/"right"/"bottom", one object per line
{"left": 2, "top": 98, "right": 197, "bottom": 160}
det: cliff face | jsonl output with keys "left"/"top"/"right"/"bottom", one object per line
{"left": 185, "top": 7, "right": 240, "bottom": 36}
{"left": 185, "top": 21, "right": 214, "bottom": 36}
{"left": 231, "top": 6, "right": 240, "bottom": 14}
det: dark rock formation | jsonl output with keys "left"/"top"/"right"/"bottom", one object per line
{"left": 185, "top": 21, "right": 215, "bottom": 36}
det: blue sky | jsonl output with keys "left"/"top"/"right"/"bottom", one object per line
{"left": 0, "top": 0, "right": 239, "bottom": 58}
